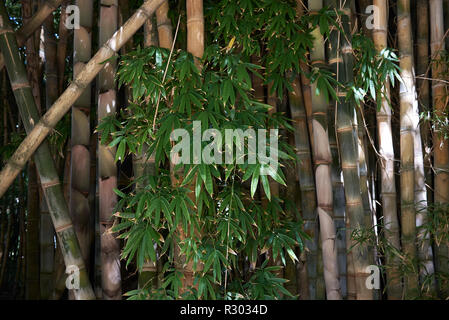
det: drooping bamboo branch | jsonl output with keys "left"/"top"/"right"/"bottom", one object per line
{"left": 372, "top": 0, "right": 402, "bottom": 299}
{"left": 0, "top": 0, "right": 167, "bottom": 199}
{"left": 0, "top": 1, "right": 95, "bottom": 300}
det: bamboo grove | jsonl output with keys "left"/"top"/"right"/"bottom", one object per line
{"left": 0, "top": 0, "right": 448, "bottom": 300}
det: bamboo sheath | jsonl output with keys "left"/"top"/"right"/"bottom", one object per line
{"left": 372, "top": 0, "right": 402, "bottom": 299}
{"left": 398, "top": 0, "right": 420, "bottom": 297}
{"left": 0, "top": 0, "right": 64, "bottom": 71}
{"left": 429, "top": 0, "right": 449, "bottom": 296}
{"left": 0, "top": 2, "right": 95, "bottom": 300}
{"left": 307, "top": 0, "right": 342, "bottom": 300}
{"left": 0, "top": 0, "right": 167, "bottom": 199}
{"left": 98, "top": 0, "right": 121, "bottom": 300}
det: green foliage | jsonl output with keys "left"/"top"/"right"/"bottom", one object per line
{"left": 350, "top": 33, "right": 402, "bottom": 110}
{"left": 101, "top": 43, "right": 306, "bottom": 300}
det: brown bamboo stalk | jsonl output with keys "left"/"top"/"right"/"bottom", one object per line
{"left": 0, "top": 0, "right": 167, "bottom": 200}
{"left": 415, "top": 0, "right": 436, "bottom": 295}
{"left": 372, "top": 0, "right": 402, "bottom": 299}
{"left": 429, "top": 0, "right": 449, "bottom": 297}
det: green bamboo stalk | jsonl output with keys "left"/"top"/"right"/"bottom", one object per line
{"left": 372, "top": 0, "right": 402, "bottom": 299}
{"left": 40, "top": 5, "right": 59, "bottom": 299}
{"left": 333, "top": 0, "right": 373, "bottom": 300}
{"left": 0, "top": 2, "right": 95, "bottom": 299}
{"left": 308, "top": 0, "right": 342, "bottom": 300}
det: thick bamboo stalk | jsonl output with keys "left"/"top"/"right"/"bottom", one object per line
{"left": 307, "top": 0, "right": 342, "bottom": 300}
{"left": 429, "top": 0, "right": 449, "bottom": 297}
{"left": 0, "top": 0, "right": 167, "bottom": 199}
{"left": 69, "top": 1, "right": 94, "bottom": 299}
{"left": 398, "top": 0, "right": 419, "bottom": 298}
{"left": 289, "top": 76, "right": 317, "bottom": 300}
{"left": 0, "top": 2, "right": 95, "bottom": 299}
{"left": 324, "top": 0, "right": 348, "bottom": 298}
{"left": 372, "top": 0, "right": 402, "bottom": 299}
{"left": 98, "top": 0, "right": 121, "bottom": 300}
{"left": 415, "top": 0, "right": 436, "bottom": 295}
{"left": 333, "top": 0, "right": 373, "bottom": 300}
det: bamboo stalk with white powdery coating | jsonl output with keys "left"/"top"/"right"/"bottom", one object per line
{"left": 0, "top": 1, "right": 95, "bottom": 300}
{"left": 398, "top": 0, "right": 419, "bottom": 298}
{"left": 307, "top": 0, "right": 342, "bottom": 300}
{"left": 0, "top": 0, "right": 167, "bottom": 199}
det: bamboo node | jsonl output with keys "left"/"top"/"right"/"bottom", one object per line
{"left": 55, "top": 222, "right": 73, "bottom": 233}
{"left": 11, "top": 82, "right": 31, "bottom": 91}
{"left": 41, "top": 179, "right": 60, "bottom": 189}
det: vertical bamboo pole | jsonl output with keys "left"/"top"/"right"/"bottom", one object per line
{"left": 398, "top": 0, "right": 419, "bottom": 298}
{"left": 372, "top": 0, "right": 402, "bottom": 299}
{"left": 137, "top": 0, "right": 159, "bottom": 291}
{"left": 98, "top": 0, "right": 121, "bottom": 300}
{"left": 289, "top": 76, "right": 317, "bottom": 300}
{"left": 308, "top": 0, "right": 342, "bottom": 300}
{"left": 429, "top": 0, "right": 449, "bottom": 297}
{"left": 334, "top": 0, "right": 374, "bottom": 300}
{"left": 69, "top": 0, "right": 94, "bottom": 299}
{"left": 415, "top": 0, "right": 436, "bottom": 295}
{"left": 40, "top": 5, "right": 58, "bottom": 298}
